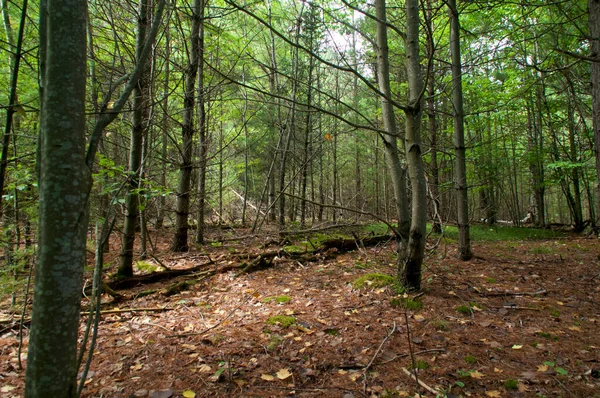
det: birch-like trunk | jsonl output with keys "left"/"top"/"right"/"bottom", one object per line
{"left": 401, "top": 0, "right": 427, "bottom": 290}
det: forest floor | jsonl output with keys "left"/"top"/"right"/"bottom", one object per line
{"left": 1, "top": 225, "right": 600, "bottom": 398}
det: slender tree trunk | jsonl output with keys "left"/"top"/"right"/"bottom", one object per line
{"left": 25, "top": 0, "right": 89, "bottom": 395}
{"left": 278, "top": 12, "right": 303, "bottom": 227}
{"left": 156, "top": 25, "right": 170, "bottom": 229}
{"left": 374, "top": 0, "right": 410, "bottom": 248}
{"left": 0, "top": 0, "right": 27, "bottom": 217}
{"left": 448, "top": 0, "right": 472, "bottom": 260}
{"left": 590, "top": 0, "right": 600, "bottom": 230}
{"left": 425, "top": 0, "right": 441, "bottom": 234}
{"left": 401, "top": 0, "right": 427, "bottom": 290}
{"left": 173, "top": 0, "right": 201, "bottom": 251}
{"left": 195, "top": 0, "right": 207, "bottom": 243}
{"left": 118, "top": 0, "right": 153, "bottom": 277}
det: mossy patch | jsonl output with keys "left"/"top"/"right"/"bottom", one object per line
{"left": 504, "top": 379, "right": 518, "bottom": 390}
{"left": 352, "top": 273, "right": 395, "bottom": 290}
{"left": 390, "top": 297, "right": 423, "bottom": 310}
{"left": 135, "top": 260, "right": 157, "bottom": 273}
{"left": 263, "top": 295, "right": 291, "bottom": 304}
{"left": 266, "top": 315, "right": 296, "bottom": 328}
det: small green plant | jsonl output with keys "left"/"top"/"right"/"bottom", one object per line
{"left": 550, "top": 308, "right": 561, "bottom": 317}
{"left": 266, "top": 315, "right": 296, "bottom": 328}
{"left": 536, "top": 331, "right": 559, "bottom": 341}
{"left": 263, "top": 295, "right": 291, "bottom": 304}
{"left": 464, "top": 355, "right": 477, "bottom": 364}
{"left": 543, "top": 361, "right": 568, "bottom": 376}
{"left": 266, "top": 334, "right": 284, "bottom": 351}
{"left": 352, "top": 273, "right": 395, "bottom": 289}
{"left": 433, "top": 320, "right": 448, "bottom": 331}
{"left": 390, "top": 297, "right": 423, "bottom": 310}
{"left": 409, "top": 359, "right": 429, "bottom": 370}
{"left": 456, "top": 305, "right": 472, "bottom": 315}
{"left": 529, "top": 246, "right": 554, "bottom": 255}
{"left": 504, "top": 379, "right": 518, "bottom": 390}
{"left": 485, "top": 277, "right": 497, "bottom": 283}
{"left": 457, "top": 369, "right": 471, "bottom": 378}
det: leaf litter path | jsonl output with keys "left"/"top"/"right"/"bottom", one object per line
{"left": 1, "top": 233, "right": 600, "bottom": 397}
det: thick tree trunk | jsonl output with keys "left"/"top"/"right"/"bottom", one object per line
{"left": 401, "top": 0, "right": 427, "bottom": 290}
{"left": 25, "top": 0, "right": 89, "bottom": 395}
{"left": 173, "top": 0, "right": 202, "bottom": 251}
{"left": 449, "top": 0, "right": 472, "bottom": 261}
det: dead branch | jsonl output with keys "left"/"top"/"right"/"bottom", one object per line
{"left": 167, "top": 296, "right": 248, "bottom": 338}
{"left": 483, "top": 289, "right": 547, "bottom": 297}
{"left": 81, "top": 307, "right": 173, "bottom": 315}
{"left": 402, "top": 367, "right": 442, "bottom": 395}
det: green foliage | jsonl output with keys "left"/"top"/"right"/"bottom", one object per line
{"left": 441, "top": 225, "right": 564, "bottom": 241}
{"left": 265, "top": 315, "right": 296, "bottom": 328}
{"left": 352, "top": 273, "right": 395, "bottom": 290}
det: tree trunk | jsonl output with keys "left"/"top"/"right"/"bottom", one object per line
{"left": 448, "top": 0, "right": 472, "bottom": 261}
{"left": 156, "top": 24, "right": 170, "bottom": 229}
{"left": 590, "top": 0, "right": 600, "bottom": 230}
{"left": 25, "top": 0, "right": 89, "bottom": 395}
{"left": 195, "top": 0, "right": 207, "bottom": 243}
{"left": 401, "top": 0, "right": 427, "bottom": 290}
{"left": 0, "top": 0, "right": 27, "bottom": 217}
{"left": 118, "top": 0, "right": 153, "bottom": 277}
{"left": 374, "top": 0, "right": 410, "bottom": 247}
{"left": 173, "top": 0, "right": 201, "bottom": 251}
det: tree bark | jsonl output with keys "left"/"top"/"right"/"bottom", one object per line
{"left": 448, "top": 0, "right": 472, "bottom": 261}
{"left": 118, "top": 0, "right": 153, "bottom": 276}
{"left": 374, "top": 0, "right": 410, "bottom": 246}
{"left": 195, "top": 0, "right": 207, "bottom": 243}
{"left": 173, "top": 0, "right": 202, "bottom": 251}
{"left": 589, "top": 0, "right": 600, "bottom": 230}
{"left": 401, "top": 0, "right": 427, "bottom": 290}
{"left": 25, "top": 0, "right": 89, "bottom": 395}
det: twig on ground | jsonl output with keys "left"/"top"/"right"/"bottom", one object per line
{"left": 167, "top": 296, "right": 250, "bottom": 338}
{"left": 81, "top": 307, "right": 172, "bottom": 316}
{"left": 484, "top": 289, "right": 547, "bottom": 297}
{"left": 404, "top": 307, "right": 422, "bottom": 398}
{"left": 402, "top": 367, "right": 442, "bottom": 396}
{"left": 378, "top": 348, "right": 446, "bottom": 365}
{"left": 148, "top": 252, "right": 171, "bottom": 271}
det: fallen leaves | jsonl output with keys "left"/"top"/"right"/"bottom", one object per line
{"left": 276, "top": 368, "right": 292, "bottom": 380}
{"left": 469, "top": 370, "right": 485, "bottom": 379}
